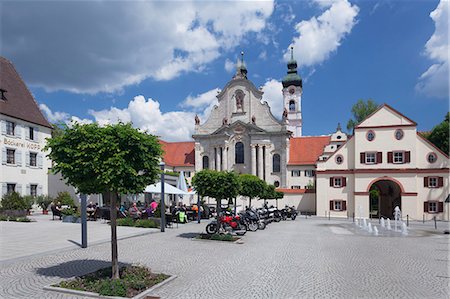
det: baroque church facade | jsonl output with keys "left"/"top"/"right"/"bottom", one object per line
{"left": 161, "top": 51, "right": 449, "bottom": 220}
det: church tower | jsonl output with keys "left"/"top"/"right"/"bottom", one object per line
{"left": 282, "top": 47, "right": 303, "bottom": 137}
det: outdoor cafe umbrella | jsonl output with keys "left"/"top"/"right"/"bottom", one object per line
{"left": 144, "top": 182, "right": 189, "bottom": 195}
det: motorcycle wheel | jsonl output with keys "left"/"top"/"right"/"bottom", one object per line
{"left": 206, "top": 223, "right": 217, "bottom": 235}
{"left": 247, "top": 221, "right": 258, "bottom": 232}
{"left": 291, "top": 214, "right": 297, "bottom": 220}
{"left": 258, "top": 221, "right": 266, "bottom": 230}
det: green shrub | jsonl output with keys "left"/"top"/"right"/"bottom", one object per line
{"left": 54, "top": 191, "right": 76, "bottom": 207}
{"left": 222, "top": 234, "right": 234, "bottom": 241}
{"left": 16, "top": 217, "right": 31, "bottom": 222}
{"left": 61, "top": 208, "right": 75, "bottom": 216}
{"left": 36, "top": 195, "right": 53, "bottom": 210}
{"left": 211, "top": 233, "right": 222, "bottom": 240}
{"left": 97, "top": 279, "right": 127, "bottom": 297}
{"left": 135, "top": 219, "right": 157, "bottom": 228}
{"left": 116, "top": 218, "right": 135, "bottom": 226}
{"left": 23, "top": 195, "right": 36, "bottom": 210}
{"left": 1, "top": 192, "right": 27, "bottom": 210}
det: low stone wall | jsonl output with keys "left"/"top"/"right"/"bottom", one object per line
{"left": 0, "top": 210, "right": 27, "bottom": 217}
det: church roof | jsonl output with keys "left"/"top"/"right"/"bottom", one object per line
{"left": 159, "top": 140, "right": 195, "bottom": 167}
{"left": 0, "top": 57, "right": 52, "bottom": 128}
{"left": 288, "top": 136, "right": 331, "bottom": 165}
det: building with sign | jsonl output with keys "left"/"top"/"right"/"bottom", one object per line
{"left": 0, "top": 57, "right": 53, "bottom": 198}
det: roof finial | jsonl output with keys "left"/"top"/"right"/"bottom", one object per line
{"left": 290, "top": 46, "right": 294, "bottom": 61}
{"left": 337, "top": 122, "right": 342, "bottom": 131}
{"left": 241, "top": 51, "right": 244, "bottom": 64}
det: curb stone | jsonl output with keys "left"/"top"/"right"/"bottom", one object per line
{"left": 43, "top": 275, "right": 177, "bottom": 299}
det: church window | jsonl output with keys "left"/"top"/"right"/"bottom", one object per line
{"left": 273, "top": 154, "right": 280, "bottom": 173}
{"left": 235, "top": 142, "right": 244, "bottom": 164}
{"left": 202, "top": 156, "right": 209, "bottom": 169}
{"left": 336, "top": 155, "right": 343, "bottom": 164}
{"left": 289, "top": 100, "right": 295, "bottom": 112}
{"left": 274, "top": 181, "right": 280, "bottom": 187}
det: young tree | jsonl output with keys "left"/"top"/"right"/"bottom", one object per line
{"left": 45, "top": 122, "right": 162, "bottom": 279}
{"left": 239, "top": 174, "right": 266, "bottom": 208}
{"left": 427, "top": 112, "right": 449, "bottom": 154}
{"left": 192, "top": 170, "right": 240, "bottom": 222}
{"left": 347, "top": 99, "right": 379, "bottom": 133}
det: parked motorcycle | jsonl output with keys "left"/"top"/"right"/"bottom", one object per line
{"left": 281, "top": 205, "right": 298, "bottom": 220}
{"left": 206, "top": 211, "right": 247, "bottom": 235}
{"left": 240, "top": 208, "right": 265, "bottom": 231}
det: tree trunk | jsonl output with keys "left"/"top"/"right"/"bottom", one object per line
{"left": 216, "top": 198, "right": 221, "bottom": 233}
{"left": 249, "top": 197, "right": 252, "bottom": 208}
{"left": 110, "top": 191, "right": 119, "bottom": 279}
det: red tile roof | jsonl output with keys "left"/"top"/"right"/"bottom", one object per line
{"left": 0, "top": 57, "right": 52, "bottom": 128}
{"left": 159, "top": 140, "right": 195, "bottom": 167}
{"left": 288, "top": 136, "right": 330, "bottom": 165}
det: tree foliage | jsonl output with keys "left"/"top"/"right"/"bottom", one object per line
{"left": 192, "top": 170, "right": 240, "bottom": 201}
{"left": 427, "top": 112, "right": 449, "bottom": 154}
{"left": 45, "top": 122, "right": 162, "bottom": 195}
{"left": 45, "top": 122, "right": 162, "bottom": 279}
{"left": 192, "top": 170, "right": 240, "bottom": 215}
{"left": 347, "top": 99, "right": 379, "bottom": 133}
{"left": 238, "top": 174, "right": 266, "bottom": 207}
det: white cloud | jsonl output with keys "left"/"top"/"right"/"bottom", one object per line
{"left": 285, "top": 0, "right": 359, "bottom": 67}
{"left": 224, "top": 59, "right": 235, "bottom": 73}
{"left": 261, "top": 79, "right": 284, "bottom": 119}
{"left": 416, "top": 0, "right": 449, "bottom": 99}
{"left": 88, "top": 96, "right": 196, "bottom": 142}
{"left": 39, "top": 103, "right": 92, "bottom": 125}
{"left": 3, "top": 1, "right": 274, "bottom": 94}
{"left": 181, "top": 88, "right": 220, "bottom": 120}
{"left": 258, "top": 51, "right": 268, "bottom": 60}
{"left": 39, "top": 104, "right": 70, "bottom": 124}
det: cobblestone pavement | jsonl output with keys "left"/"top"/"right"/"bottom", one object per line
{"left": 0, "top": 214, "right": 157, "bottom": 262}
{"left": 0, "top": 217, "right": 449, "bottom": 299}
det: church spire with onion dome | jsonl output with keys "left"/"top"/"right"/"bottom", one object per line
{"left": 282, "top": 46, "right": 302, "bottom": 88}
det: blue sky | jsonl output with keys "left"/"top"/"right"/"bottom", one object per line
{"left": 1, "top": 0, "right": 448, "bottom": 141}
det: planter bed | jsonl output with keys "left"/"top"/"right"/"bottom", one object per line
{"left": 0, "top": 215, "right": 32, "bottom": 222}
{"left": 196, "top": 233, "right": 241, "bottom": 242}
{"left": 45, "top": 265, "right": 173, "bottom": 299}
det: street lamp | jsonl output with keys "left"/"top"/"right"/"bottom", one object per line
{"left": 159, "top": 162, "right": 165, "bottom": 232}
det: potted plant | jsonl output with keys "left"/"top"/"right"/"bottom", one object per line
{"left": 37, "top": 195, "right": 53, "bottom": 215}
{"left": 61, "top": 208, "right": 76, "bottom": 223}
{"left": 0, "top": 192, "right": 27, "bottom": 217}
{"left": 23, "top": 195, "right": 36, "bottom": 215}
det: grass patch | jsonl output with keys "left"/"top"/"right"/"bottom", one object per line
{"left": 0, "top": 215, "right": 32, "bottom": 222}
{"left": 54, "top": 266, "right": 169, "bottom": 298}
{"left": 116, "top": 218, "right": 158, "bottom": 228}
{"left": 196, "top": 233, "right": 239, "bottom": 242}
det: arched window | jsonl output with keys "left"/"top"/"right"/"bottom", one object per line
{"left": 273, "top": 154, "right": 281, "bottom": 173}
{"left": 202, "top": 156, "right": 209, "bottom": 169}
{"left": 289, "top": 100, "right": 296, "bottom": 112}
{"left": 235, "top": 142, "right": 244, "bottom": 164}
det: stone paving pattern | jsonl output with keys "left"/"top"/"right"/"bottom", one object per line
{"left": 0, "top": 218, "right": 449, "bottom": 298}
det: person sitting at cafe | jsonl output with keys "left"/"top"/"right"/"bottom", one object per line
{"left": 86, "top": 201, "right": 97, "bottom": 220}
{"left": 128, "top": 202, "right": 141, "bottom": 219}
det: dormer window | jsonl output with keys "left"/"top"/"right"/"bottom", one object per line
{"left": 0, "top": 88, "right": 7, "bottom": 101}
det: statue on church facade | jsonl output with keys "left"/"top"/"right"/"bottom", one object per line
{"left": 195, "top": 114, "right": 200, "bottom": 125}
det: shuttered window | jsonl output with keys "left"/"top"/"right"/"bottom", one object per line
{"left": 424, "top": 201, "right": 443, "bottom": 213}
{"left": 330, "top": 200, "right": 346, "bottom": 211}
{"left": 423, "top": 177, "right": 444, "bottom": 188}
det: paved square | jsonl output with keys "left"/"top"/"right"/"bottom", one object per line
{"left": 0, "top": 217, "right": 449, "bottom": 298}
